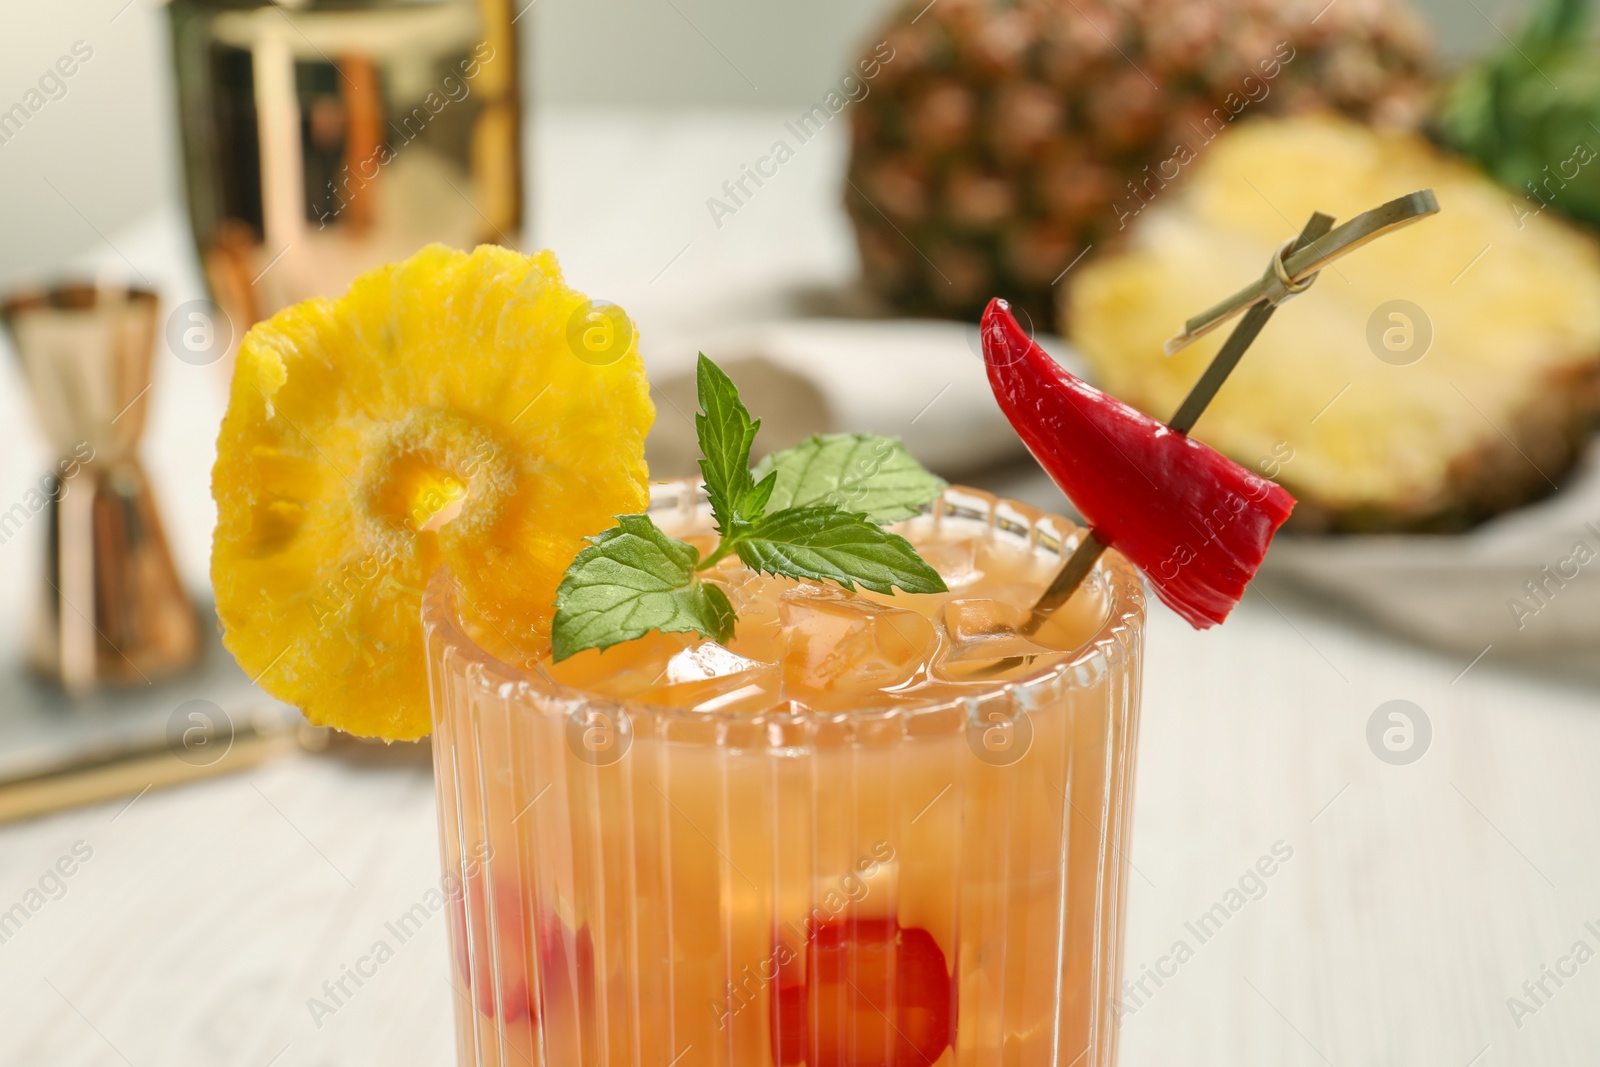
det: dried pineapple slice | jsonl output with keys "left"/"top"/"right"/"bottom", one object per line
{"left": 212, "top": 245, "right": 653, "bottom": 739}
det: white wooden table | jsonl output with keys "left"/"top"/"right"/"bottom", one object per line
{"left": 2, "top": 109, "right": 1597, "bottom": 1067}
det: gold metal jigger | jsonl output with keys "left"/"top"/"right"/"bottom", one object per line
{"left": 2, "top": 285, "right": 201, "bottom": 693}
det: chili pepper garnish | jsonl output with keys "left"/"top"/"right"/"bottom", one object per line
{"left": 979, "top": 192, "right": 1438, "bottom": 630}
{"left": 980, "top": 298, "right": 1294, "bottom": 628}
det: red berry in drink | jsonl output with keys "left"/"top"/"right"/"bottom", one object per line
{"left": 771, "top": 918, "right": 954, "bottom": 1067}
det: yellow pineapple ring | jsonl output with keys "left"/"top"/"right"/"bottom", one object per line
{"left": 211, "top": 245, "right": 653, "bottom": 740}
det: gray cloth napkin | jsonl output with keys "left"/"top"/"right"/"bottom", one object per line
{"left": 1264, "top": 441, "right": 1600, "bottom": 661}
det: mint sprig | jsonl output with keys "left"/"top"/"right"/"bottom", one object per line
{"left": 754, "top": 432, "right": 947, "bottom": 523}
{"left": 551, "top": 515, "right": 736, "bottom": 662}
{"left": 734, "top": 504, "right": 947, "bottom": 594}
{"left": 694, "top": 355, "right": 776, "bottom": 532}
{"left": 551, "top": 354, "right": 948, "bottom": 661}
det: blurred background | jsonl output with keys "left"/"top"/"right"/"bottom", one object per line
{"left": 4, "top": 0, "right": 1600, "bottom": 1064}
{"left": 0, "top": 0, "right": 1521, "bottom": 285}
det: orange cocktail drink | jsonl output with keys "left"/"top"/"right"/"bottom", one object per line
{"left": 427, "top": 481, "right": 1145, "bottom": 1067}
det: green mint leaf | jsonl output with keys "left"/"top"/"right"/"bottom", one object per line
{"left": 695, "top": 354, "right": 763, "bottom": 531}
{"left": 735, "top": 504, "right": 948, "bottom": 595}
{"left": 746, "top": 468, "right": 778, "bottom": 518}
{"left": 752, "top": 433, "right": 946, "bottom": 524}
{"left": 552, "top": 514, "right": 736, "bottom": 661}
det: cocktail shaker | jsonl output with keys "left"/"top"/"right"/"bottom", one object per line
{"left": 167, "top": 0, "right": 523, "bottom": 342}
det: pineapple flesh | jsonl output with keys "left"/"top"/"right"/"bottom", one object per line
{"left": 1067, "top": 115, "right": 1600, "bottom": 532}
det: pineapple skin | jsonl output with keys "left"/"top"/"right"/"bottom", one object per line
{"left": 846, "top": 0, "right": 1436, "bottom": 329}
{"left": 1067, "top": 115, "right": 1600, "bottom": 534}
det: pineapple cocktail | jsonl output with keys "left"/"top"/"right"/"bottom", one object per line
{"left": 427, "top": 479, "right": 1145, "bottom": 1067}
{"left": 210, "top": 244, "right": 1298, "bottom": 1067}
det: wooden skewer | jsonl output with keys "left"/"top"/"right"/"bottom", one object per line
{"left": 1166, "top": 212, "right": 1335, "bottom": 434}
{"left": 1022, "top": 190, "right": 1439, "bottom": 626}
{"left": 1163, "top": 190, "right": 1439, "bottom": 355}
{"left": 1021, "top": 531, "right": 1106, "bottom": 635}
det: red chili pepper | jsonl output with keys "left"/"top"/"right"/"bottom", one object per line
{"left": 980, "top": 298, "right": 1295, "bottom": 628}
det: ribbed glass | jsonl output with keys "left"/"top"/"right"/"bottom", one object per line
{"left": 425, "top": 482, "right": 1146, "bottom": 1067}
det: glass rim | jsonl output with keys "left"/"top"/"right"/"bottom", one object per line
{"left": 422, "top": 480, "right": 1147, "bottom": 730}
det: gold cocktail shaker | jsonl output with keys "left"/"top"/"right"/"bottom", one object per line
{"left": 167, "top": 0, "right": 523, "bottom": 343}
{"left": 2, "top": 286, "right": 202, "bottom": 693}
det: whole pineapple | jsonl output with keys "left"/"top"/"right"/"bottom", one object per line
{"left": 846, "top": 0, "right": 1436, "bottom": 328}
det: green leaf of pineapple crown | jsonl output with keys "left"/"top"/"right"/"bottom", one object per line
{"left": 551, "top": 353, "right": 948, "bottom": 661}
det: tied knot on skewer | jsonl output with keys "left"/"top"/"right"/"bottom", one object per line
{"left": 1264, "top": 237, "right": 1319, "bottom": 305}
{"left": 1163, "top": 189, "right": 1440, "bottom": 357}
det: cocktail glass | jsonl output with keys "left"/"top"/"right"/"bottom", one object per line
{"left": 424, "top": 480, "right": 1146, "bottom": 1067}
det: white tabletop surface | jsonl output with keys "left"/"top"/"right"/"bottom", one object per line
{"left": 2, "top": 109, "right": 1598, "bottom": 1067}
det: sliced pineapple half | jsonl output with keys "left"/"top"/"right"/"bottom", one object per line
{"left": 1066, "top": 114, "right": 1600, "bottom": 532}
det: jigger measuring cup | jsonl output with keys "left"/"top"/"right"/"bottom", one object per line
{"left": 2, "top": 284, "right": 201, "bottom": 693}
